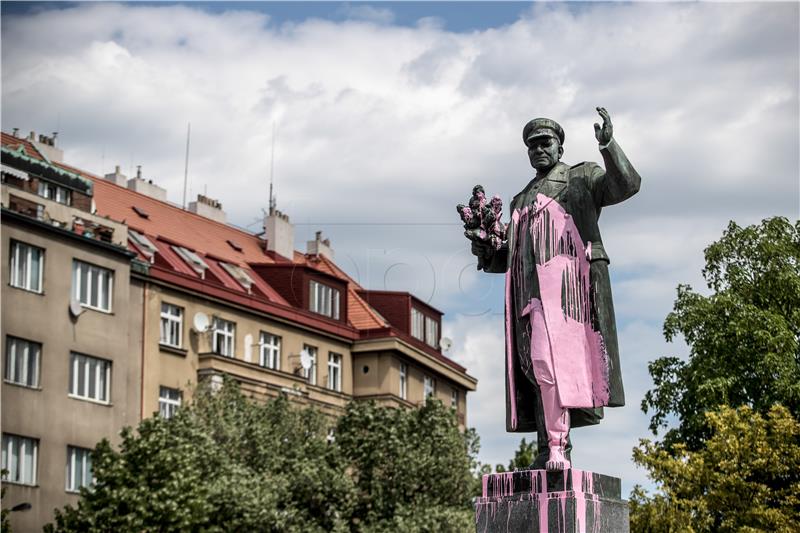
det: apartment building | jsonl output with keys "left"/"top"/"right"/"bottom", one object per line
{"left": 1, "top": 133, "right": 142, "bottom": 531}
{"left": 1, "top": 131, "right": 477, "bottom": 531}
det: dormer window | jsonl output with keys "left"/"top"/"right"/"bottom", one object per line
{"left": 173, "top": 245, "right": 208, "bottom": 278}
{"left": 425, "top": 316, "right": 439, "bottom": 349}
{"left": 310, "top": 280, "right": 340, "bottom": 320}
{"left": 221, "top": 262, "right": 254, "bottom": 293}
{"left": 411, "top": 307, "right": 440, "bottom": 348}
{"left": 411, "top": 308, "right": 425, "bottom": 341}
{"left": 129, "top": 230, "right": 158, "bottom": 263}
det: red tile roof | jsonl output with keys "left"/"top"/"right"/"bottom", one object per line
{"left": 2, "top": 132, "right": 467, "bottom": 375}
{"left": 1, "top": 132, "right": 46, "bottom": 161}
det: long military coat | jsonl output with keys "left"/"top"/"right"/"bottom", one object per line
{"left": 485, "top": 139, "right": 641, "bottom": 432}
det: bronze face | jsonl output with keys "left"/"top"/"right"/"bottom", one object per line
{"left": 527, "top": 136, "right": 563, "bottom": 173}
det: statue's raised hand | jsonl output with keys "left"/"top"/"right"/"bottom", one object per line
{"left": 593, "top": 107, "right": 613, "bottom": 145}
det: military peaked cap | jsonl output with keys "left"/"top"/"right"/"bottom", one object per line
{"left": 522, "top": 118, "right": 565, "bottom": 147}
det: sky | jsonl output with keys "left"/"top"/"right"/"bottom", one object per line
{"left": 2, "top": 1, "right": 798, "bottom": 496}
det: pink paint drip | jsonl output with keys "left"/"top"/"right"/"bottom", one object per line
{"left": 529, "top": 194, "right": 610, "bottom": 409}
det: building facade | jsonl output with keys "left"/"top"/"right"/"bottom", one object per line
{"left": 1, "top": 131, "right": 477, "bottom": 531}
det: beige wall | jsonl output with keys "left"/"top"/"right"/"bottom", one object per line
{"left": 1, "top": 219, "right": 141, "bottom": 532}
{"left": 352, "top": 351, "right": 468, "bottom": 428}
{"left": 139, "top": 282, "right": 355, "bottom": 419}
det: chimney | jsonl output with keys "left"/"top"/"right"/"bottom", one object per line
{"left": 28, "top": 130, "right": 64, "bottom": 163}
{"left": 306, "top": 230, "right": 334, "bottom": 260}
{"left": 104, "top": 165, "right": 128, "bottom": 187}
{"left": 188, "top": 194, "right": 227, "bottom": 224}
{"left": 264, "top": 207, "right": 295, "bottom": 260}
{"left": 12, "top": 128, "right": 18, "bottom": 138}
{"left": 127, "top": 166, "right": 168, "bottom": 202}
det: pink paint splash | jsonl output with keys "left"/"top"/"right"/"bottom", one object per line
{"left": 476, "top": 469, "right": 604, "bottom": 533}
{"left": 529, "top": 193, "right": 610, "bottom": 409}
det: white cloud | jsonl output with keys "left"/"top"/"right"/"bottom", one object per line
{"left": 3, "top": 1, "right": 797, "bottom": 493}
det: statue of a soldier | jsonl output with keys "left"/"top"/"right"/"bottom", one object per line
{"left": 462, "top": 108, "right": 641, "bottom": 471}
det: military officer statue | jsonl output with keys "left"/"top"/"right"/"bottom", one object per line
{"left": 463, "top": 107, "right": 641, "bottom": 472}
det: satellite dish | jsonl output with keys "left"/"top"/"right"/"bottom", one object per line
{"left": 243, "top": 334, "right": 253, "bottom": 363}
{"left": 68, "top": 298, "right": 84, "bottom": 318}
{"left": 299, "top": 349, "right": 313, "bottom": 370}
{"left": 440, "top": 337, "right": 453, "bottom": 352}
{"left": 193, "top": 312, "right": 210, "bottom": 333}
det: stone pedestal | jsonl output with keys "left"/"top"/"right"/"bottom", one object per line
{"left": 474, "top": 469, "right": 629, "bottom": 533}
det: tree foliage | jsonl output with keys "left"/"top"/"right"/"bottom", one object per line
{"left": 630, "top": 405, "right": 800, "bottom": 532}
{"left": 45, "top": 379, "right": 476, "bottom": 532}
{"left": 641, "top": 217, "right": 800, "bottom": 449}
{"left": 494, "top": 438, "right": 535, "bottom": 473}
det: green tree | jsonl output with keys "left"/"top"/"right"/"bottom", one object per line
{"left": 642, "top": 217, "right": 800, "bottom": 450}
{"left": 495, "top": 437, "right": 535, "bottom": 473}
{"left": 46, "top": 380, "right": 477, "bottom": 532}
{"left": 630, "top": 405, "right": 800, "bottom": 532}
{"left": 46, "top": 380, "right": 355, "bottom": 533}
{"left": 335, "top": 398, "right": 475, "bottom": 532}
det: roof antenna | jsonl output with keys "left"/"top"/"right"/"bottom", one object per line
{"left": 182, "top": 122, "right": 191, "bottom": 209}
{"left": 268, "top": 122, "right": 277, "bottom": 215}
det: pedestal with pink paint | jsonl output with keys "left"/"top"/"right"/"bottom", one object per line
{"left": 474, "top": 469, "right": 629, "bottom": 533}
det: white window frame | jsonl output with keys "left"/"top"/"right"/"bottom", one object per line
{"left": 451, "top": 388, "right": 459, "bottom": 409}
{"left": 303, "top": 344, "right": 318, "bottom": 385}
{"left": 4, "top": 336, "right": 41, "bottom": 388}
{"left": 10, "top": 241, "right": 43, "bottom": 293}
{"left": 259, "top": 332, "right": 281, "bottom": 370}
{"left": 158, "top": 386, "right": 182, "bottom": 419}
{"left": 72, "top": 260, "right": 113, "bottom": 312}
{"left": 309, "top": 280, "right": 340, "bottom": 320}
{"left": 425, "top": 316, "right": 439, "bottom": 349}
{"left": 327, "top": 352, "right": 342, "bottom": 392}
{"left": 411, "top": 308, "right": 425, "bottom": 341}
{"left": 65, "top": 445, "right": 92, "bottom": 492}
{"left": 2, "top": 434, "right": 38, "bottom": 486}
{"left": 212, "top": 318, "right": 235, "bottom": 357}
{"left": 424, "top": 375, "right": 436, "bottom": 402}
{"left": 69, "top": 352, "right": 111, "bottom": 404}
{"left": 37, "top": 180, "right": 71, "bottom": 205}
{"left": 399, "top": 362, "right": 408, "bottom": 400}
{"left": 159, "top": 303, "right": 183, "bottom": 348}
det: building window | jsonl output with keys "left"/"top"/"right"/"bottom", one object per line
{"left": 1, "top": 434, "right": 37, "bottom": 485}
{"left": 411, "top": 308, "right": 425, "bottom": 341}
{"left": 424, "top": 375, "right": 436, "bottom": 402}
{"left": 4, "top": 336, "right": 41, "bottom": 388}
{"left": 425, "top": 317, "right": 439, "bottom": 349}
{"left": 327, "top": 352, "right": 342, "bottom": 392}
{"left": 451, "top": 388, "right": 459, "bottom": 409}
{"left": 69, "top": 352, "right": 111, "bottom": 403}
{"left": 72, "top": 260, "right": 113, "bottom": 312}
{"left": 129, "top": 230, "right": 158, "bottom": 263}
{"left": 309, "top": 280, "right": 340, "bottom": 320}
{"left": 221, "top": 262, "right": 255, "bottom": 293}
{"left": 159, "top": 386, "right": 182, "bottom": 419}
{"left": 259, "top": 332, "right": 281, "bottom": 370}
{"left": 212, "top": 318, "right": 235, "bottom": 357}
{"left": 173, "top": 245, "right": 208, "bottom": 278}
{"left": 10, "top": 241, "right": 43, "bottom": 293}
{"left": 37, "top": 180, "right": 72, "bottom": 205}
{"left": 159, "top": 303, "right": 183, "bottom": 348}
{"left": 302, "top": 344, "right": 318, "bottom": 385}
{"left": 399, "top": 362, "right": 408, "bottom": 400}
{"left": 66, "top": 446, "right": 92, "bottom": 492}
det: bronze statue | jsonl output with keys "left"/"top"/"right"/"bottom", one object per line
{"left": 461, "top": 108, "right": 641, "bottom": 471}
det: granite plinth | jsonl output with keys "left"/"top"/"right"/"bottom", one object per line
{"left": 474, "top": 469, "right": 629, "bottom": 533}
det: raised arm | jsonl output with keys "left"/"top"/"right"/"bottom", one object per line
{"left": 589, "top": 107, "right": 642, "bottom": 207}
